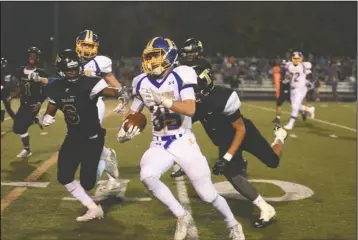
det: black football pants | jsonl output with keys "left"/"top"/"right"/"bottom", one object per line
{"left": 13, "top": 104, "right": 40, "bottom": 134}
{"left": 57, "top": 128, "right": 105, "bottom": 191}
{"left": 220, "top": 118, "right": 280, "bottom": 180}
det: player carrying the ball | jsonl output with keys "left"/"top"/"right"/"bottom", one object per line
{"left": 117, "top": 37, "right": 245, "bottom": 240}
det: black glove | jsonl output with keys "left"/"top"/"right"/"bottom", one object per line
{"left": 212, "top": 158, "right": 230, "bottom": 175}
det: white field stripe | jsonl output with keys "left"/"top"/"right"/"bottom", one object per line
{"left": 1, "top": 182, "right": 50, "bottom": 188}
{"left": 246, "top": 103, "right": 357, "bottom": 133}
{"left": 174, "top": 165, "right": 199, "bottom": 240}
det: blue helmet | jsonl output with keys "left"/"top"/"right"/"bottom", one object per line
{"left": 76, "top": 30, "right": 99, "bottom": 59}
{"left": 142, "top": 37, "right": 178, "bottom": 77}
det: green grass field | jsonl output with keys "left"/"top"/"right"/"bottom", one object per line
{"left": 1, "top": 99, "right": 356, "bottom": 240}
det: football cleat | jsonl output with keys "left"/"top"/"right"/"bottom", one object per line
{"left": 283, "top": 122, "right": 293, "bottom": 131}
{"left": 229, "top": 224, "right": 245, "bottom": 240}
{"left": 253, "top": 204, "right": 276, "bottom": 228}
{"left": 174, "top": 212, "right": 192, "bottom": 240}
{"left": 76, "top": 205, "right": 104, "bottom": 222}
{"left": 300, "top": 111, "right": 307, "bottom": 121}
{"left": 103, "top": 148, "right": 119, "bottom": 179}
{"left": 309, "top": 106, "right": 315, "bottom": 119}
{"left": 171, "top": 168, "right": 186, "bottom": 178}
{"left": 274, "top": 124, "right": 288, "bottom": 140}
{"left": 16, "top": 149, "right": 32, "bottom": 158}
{"left": 272, "top": 117, "right": 281, "bottom": 124}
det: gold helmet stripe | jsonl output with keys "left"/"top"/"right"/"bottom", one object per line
{"left": 147, "top": 37, "right": 159, "bottom": 48}
{"left": 164, "top": 38, "right": 173, "bottom": 48}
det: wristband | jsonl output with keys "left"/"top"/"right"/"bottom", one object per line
{"left": 223, "top": 153, "right": 233, "bottom": 161}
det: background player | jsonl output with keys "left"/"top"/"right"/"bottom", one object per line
{"left": 284, "top": 52, "right": 315, "bottom": 130}
{"left": 41, "top": 49, "right": 127, "bottom": 221}
{"left": 8, "top": 47, "right": 49, "bottom": 158}
{"left": 117, "top": 37, "right": 245, "bottom": 240}
{"left": 1, "top": 57, "right": 16, "bottom": 122}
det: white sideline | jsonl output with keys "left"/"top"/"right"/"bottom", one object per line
{"left": 174, "top": 165, "right": 199, "bottom": 239}
{"left": 246, "top": 103, "right": 357, "bottom": 133}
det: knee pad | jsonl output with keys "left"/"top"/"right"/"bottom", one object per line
{"left": 141, "top": 176, "right": 160, "bottom": 192}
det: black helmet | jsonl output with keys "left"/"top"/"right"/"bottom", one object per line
{"left": 55, "top": 49, "right": 83, "bottom": 82}
{"left": 27, "top": 46, "right": 41, "bottom": 65}
{"left": 180, "top": 38, "right": 204, "bottom": 61}
{"left": 194, "top": 68, "right": 214, "bottom": 103}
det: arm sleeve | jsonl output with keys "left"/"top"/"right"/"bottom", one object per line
{"left": 222, "top": 91, "right": 242, "bottom": 122}
{"left": 130, "top": 97, "right": 145, "bottom": 112}
{"left": 90, "top": 79, "right": 109, "bottom": 99}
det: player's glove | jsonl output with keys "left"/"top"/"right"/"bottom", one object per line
{"left": 28, "top": 72, "right": 40, "bottom": 82}
{"left": 117, "top": 119, "right": 141, "bottom": 143}
{"left": 212, "top": 157, "right": 230, "bottom": 175}
{"left": 140, "top": 88, "right": 173, "bottom": 108}
{"left": 41, "top": 114, "right": 56, "bottom": 127}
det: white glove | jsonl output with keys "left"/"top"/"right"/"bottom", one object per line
{"left": 117, "top": 119, "right": 141, "bottom": 143}
{"left": 41, "top": 114, "right": 56, "bottom": 127}
{"left": 28, "top": 72, "right": 40, "bottom": 82}
{"left": 139, "top": 88, "right": 173, "bottom": 108}
{"left": 113, "top": 102, "right": 126, "bottom": 114}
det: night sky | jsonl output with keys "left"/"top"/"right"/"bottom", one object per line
{"left": 1, "top": 2, "right": 357, "bottom": 67}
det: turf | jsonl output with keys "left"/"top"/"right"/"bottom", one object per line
{"left": 1, "top": 99, "right": 356, "bottom": 240}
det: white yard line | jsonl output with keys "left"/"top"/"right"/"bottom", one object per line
{"left": 246, "top": 103, "right": 357, "bottom": 133}
{"left": 174, "top": 165, "right": 199, "bottom": 240}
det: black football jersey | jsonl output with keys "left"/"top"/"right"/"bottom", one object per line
{"left": 13, "top": 66, "right": 49, "bottom": 104}
{"left": 180, "top": 57, "right": 212, "bottom": 76}
{"left": 45, "top": 76, "right": 106, "bottom": 137}
{"left": 192, "top": 86, "right": 242, "bottom": 146}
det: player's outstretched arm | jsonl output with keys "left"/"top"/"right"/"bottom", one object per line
{"left": 103, "top": 72, "right": 121, "bottom": 89}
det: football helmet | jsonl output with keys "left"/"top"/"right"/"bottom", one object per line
{"left": 291, "top": 51, "right": 303, "bottom": 65}
{"left": 142, "top": 37, "right": 178, "bottom": 78}
{"left": 76, "top": 30, "right": 99, "bottom": 59}
{"left": 55, "top": 49, "right": 83, "bottom": 82}
{"left": 27, "top": 47, "right": 41, "bottom": 65}
{"left": 194, "top": 68, "right": 214, "bottom": 103}
{"left": 180, "top": 38, "right": 204, "bottom": 61}
{"left": 1, "top": 57, "right": 8, "bottom": 68}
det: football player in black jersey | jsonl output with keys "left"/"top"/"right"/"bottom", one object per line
{"left": 1, "top": 57, "right": 16, "bottom": 122}
{"left": 7, "top": 47, "right": 49, "bottom": 158}
{"left": 42, "top": 49, "right": 127, "bottom": 221}
{"left": 172, "top": 39, "right": 288, "bottom": 228}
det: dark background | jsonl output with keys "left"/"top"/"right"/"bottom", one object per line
{"left": 1, "top": 2, "right": 357, "bottom": 67}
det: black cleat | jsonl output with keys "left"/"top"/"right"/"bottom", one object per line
{"left": 253, "top": 217, "right": 276, "bottom": 228}
{"left": 170, "top": 168, "right": 186, "bottom": 178}
{"left": 272, "top": 117, "right": 280, "bottom": 124}
{"left": 301, "top": 111, "right": 307, "bottom": 121}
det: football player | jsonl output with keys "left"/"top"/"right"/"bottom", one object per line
{"left": 1, "top": 57, "right": 16, "bottom": 122}
{"left": 172, "top": 39, "right": 282, "bottom": 228}
{"left": 7, "top": 47, "right": 49, "bottom": 158}
{"left": 284, "top": 52, "right": 315, "bottom": 130}
{"left": 117, "top": 37, "right": 245, "bottom": 240}
{"left": 30, "top": 30, "right": 129, "bottom": 190}
{"left": 41, "top": 49, "right": 127, "bottom": 221}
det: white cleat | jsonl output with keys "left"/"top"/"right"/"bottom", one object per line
{"left": 229, "top": 224, "right": 245, "bottom": 240}
{"left": 309, "top": 106, "right": 315, "bottom": 119}
{"left": 76, "top": 205, "right": 104, "bottom": 222}
{"left": 174, "top": 212, "right": 192, "bottom": 240}
{"left": 254, "top": 204, "right": 276, "bottom": 228}
{"left": 98, "top": 180, "right": 121, "bottom": 193}
{"left": 283, "top": 123, "right": 293, "bottom": 131}
{"left": 274, "top": 125, "right": 288, "bottom": 140}
{"left": 104, "top": 148, "right": 119, "bottom": 179}
{"left": 16, "top": 149, "right": 32, "bottom": 158}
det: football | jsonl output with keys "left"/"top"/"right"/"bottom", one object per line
{"left": 123, "top": 112, "right": 147, "bottom": 132}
